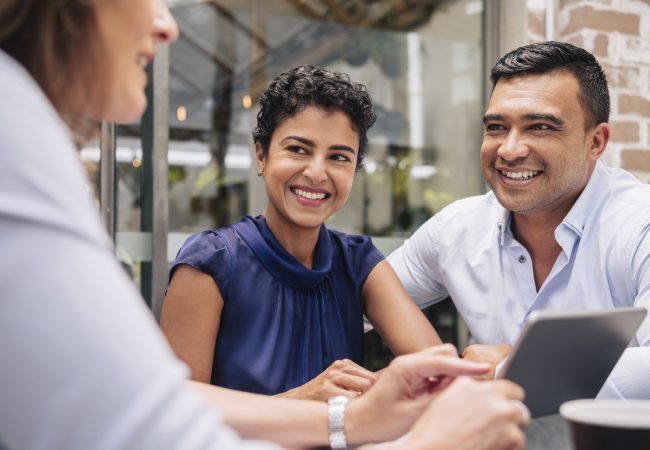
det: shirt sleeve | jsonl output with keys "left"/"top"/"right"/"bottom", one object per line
{"left": 346, "top": 234, "right": 385, "bottom": 289}
{"left": 600, "top": 214, "right": 650, "bottom": 399}
{"left": 170, "top": 230, "right": 232, "bottom": 297}
{"left": 387, "top": 215, "right": 450, "bottom": 309}
{"left": 0, "top": 51, "right": 279, "bottom": 450}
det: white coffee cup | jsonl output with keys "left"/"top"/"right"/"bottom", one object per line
{"left": 560, "top": 399, "right": 650, "bottom": 450}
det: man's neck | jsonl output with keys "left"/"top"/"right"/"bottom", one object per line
{"left": 511, "top": 212, "right": 564, "bottom": 291}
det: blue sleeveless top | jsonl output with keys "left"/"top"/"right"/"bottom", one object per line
{"left": 170, "top": 215, "right": 385, "bottom": 395}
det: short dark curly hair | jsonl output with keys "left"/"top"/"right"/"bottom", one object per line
{"left": 491, "top": 41, "right": 609, "bottom": 128}
{"left": 252, "top": 65, "right": 376, "bottom": 171}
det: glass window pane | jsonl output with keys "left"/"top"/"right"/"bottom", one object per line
{"left": 167, "top": 0, "right": 484, "bottom": 240}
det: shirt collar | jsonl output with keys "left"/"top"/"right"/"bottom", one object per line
{"left": 560, "top": 161, "right": 606, "bottom": 237}
{"left": 496, "top": 205, "right": 511, "bottom": 246}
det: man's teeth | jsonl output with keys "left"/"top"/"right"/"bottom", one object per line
{"left": 293, "top": 188, "right": 326, "bottom": 200}
{"left": 137, "top": 56, "right": 148, "bottom": 68}
{"left": 503, "top": 170, "right": 540, "bottom": 180}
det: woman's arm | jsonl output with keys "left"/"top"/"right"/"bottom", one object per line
{"left": 190, "top": 345, "right": 500, "bottom": 449}
{"left": 163, "top": 264, "right": 378, "bottom": 400}
{"left": 160, "top": 264, "right": 223, "bottom": 383}
{"left": 191, "top": 382, "right": 328, "bottom": 448}
{"left": 363, "top": 260, "right": 442, "bottom": 355}
{"left": 163, "top": 265, "right": 376, "bottom": 401}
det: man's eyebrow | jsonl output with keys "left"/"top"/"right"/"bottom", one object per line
{"left": 482, "top": 114, "right": 504, "bottom": 124}
{"left": 280, "top": 135, "right": 315, "bottom": 147}
{"left": 522, "top": 113, "right": 565, "bottom": 126}
{"left": 482, "top": 113, "right": 565, "bottom": 127}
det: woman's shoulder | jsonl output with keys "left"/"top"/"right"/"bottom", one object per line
{"left": 180, "top": 227, "right": 232, "bottom": 251}
{"left": 326, "top": 227, "right": 375, "bottom": 248}
{"left": 326, "top": 227, "right": 384, "bottom": 265}
{"left": 325, "top": 227, "right": 373, "bottom": 247}
{"left": 170, "top": 226, "right": 242, "bottom": 290}
{"left": 173, "top": 225, "right": 242, "bottom": 270}
{"left": 324, "top": 228, "right": 384, "bottom": 288}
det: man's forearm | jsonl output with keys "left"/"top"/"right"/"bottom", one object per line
{"left": 597, "top": 347, "right": 650, "bottom": 399}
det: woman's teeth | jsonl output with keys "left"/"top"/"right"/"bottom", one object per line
{"left": 503, "top": 170, "right": 540, "bottom": 180}
{"left": 292, "top": 188, "right": 326, "bottom": 200}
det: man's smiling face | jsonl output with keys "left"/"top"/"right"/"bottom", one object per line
{"left": 480, "top": 70, "right": 602, "bottom": 219}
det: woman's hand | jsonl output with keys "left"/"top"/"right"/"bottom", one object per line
{"left": 278, "top": 359, "right": 378, "bottom": 401}
{"left": 398, "top": 376, "right": 529, "bottom": 450}
{"left": 345, "top": 344, "right": 492, "bottom": 444}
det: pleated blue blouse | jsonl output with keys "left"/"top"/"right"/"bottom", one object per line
{"left": 170, "top": 215, "right": 384, "bottom": 395}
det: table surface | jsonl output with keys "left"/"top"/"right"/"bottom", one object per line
{"left": 526, "top": 414, "right": 574, "bottom": 449}
{"left": 369, "top": 412, "right": 575, "bottom": 449}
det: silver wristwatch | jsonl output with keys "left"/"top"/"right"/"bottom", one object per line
{"left": 327, "top": 395, "right": 349, "bottom": 450}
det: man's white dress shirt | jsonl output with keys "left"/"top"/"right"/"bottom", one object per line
{"left": 389, "top": 161, "right": 650, "bottom": 399}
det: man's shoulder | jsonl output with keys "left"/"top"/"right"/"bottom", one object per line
{"left": 597, "top": 166, "right": 650, "bottom": 219}
{"left": 581, "top": 166, "right": 650, "bottom": 248}
{"left": 421, "top": 192, "right": 503, "bottom": 250}
{"left": 435, "top": 192, "right": 502, "bottom": 224}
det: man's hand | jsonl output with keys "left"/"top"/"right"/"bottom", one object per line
{"left": 278, "top": 359, "right": 378, "bottom": 401}
{"left": 346, "top": 344, "right": 491, "bottom": 444}
{"left": 398, "top": 377, "right": 529, "bottom": 450}
{"left": 462, "top": 344, "right": 512, "bottom": 379}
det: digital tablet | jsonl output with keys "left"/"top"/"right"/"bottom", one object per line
{"left": 499, "top": 307, "right": 647, "bottom": 418}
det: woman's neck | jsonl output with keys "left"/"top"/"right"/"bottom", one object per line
{"left": 262, "top": 212, "right": 321, "bottom": 269}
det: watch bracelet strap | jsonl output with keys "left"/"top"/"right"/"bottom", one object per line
{"left": 327, "top": 396, "right": 349, "bottom": 450}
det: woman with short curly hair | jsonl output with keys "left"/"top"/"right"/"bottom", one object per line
{"left": 162, "top": 64, "right": 441, "bottom": 400}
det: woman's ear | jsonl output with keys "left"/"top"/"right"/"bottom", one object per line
{"left": 255, "top": 142, "right": 266, "bottom": 174}
{"left": 588, "top": 123, "right": 610, "bottom": 161}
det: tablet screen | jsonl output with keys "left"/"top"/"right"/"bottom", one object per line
{"left": 500, "top": 307, "right": 647, "bottom": 417}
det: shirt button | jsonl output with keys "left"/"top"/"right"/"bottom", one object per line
{"left": 518, "top": 255, "right": 527, "bottom": 263}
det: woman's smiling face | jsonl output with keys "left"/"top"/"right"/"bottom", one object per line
{"left": 257, "top": 106, "right": 359, "bottom": 234}
{"left": 89, "top": 0, "right": 178, "bottom": 123}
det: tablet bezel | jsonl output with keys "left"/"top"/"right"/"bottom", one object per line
{"left": 499, "top": 307, "right": 647, "bottom": 418}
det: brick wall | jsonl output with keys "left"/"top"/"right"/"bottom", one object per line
{"left": 524, "top": 0, "right": 650, "bottom": 182}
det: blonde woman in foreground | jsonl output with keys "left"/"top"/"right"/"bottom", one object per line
{"left": 0, "top": 1, "right": 529, "bottom": 449}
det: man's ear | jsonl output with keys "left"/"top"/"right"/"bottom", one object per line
{"left": 588, "top": 123, "right": 610, "bottom": 161}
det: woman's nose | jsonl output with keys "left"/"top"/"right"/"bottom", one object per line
{"left": 152, "top": 0, "right": 180, "bottom": 44}
{"left": 303, "top": 157, "right": 328, "bottom": 184}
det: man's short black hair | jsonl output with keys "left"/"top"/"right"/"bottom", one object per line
{"left": 491, "top": 41, "right": 610, "bottom": 128}
{"left": 252, "top": 64, "right": 376, "bottom": 171}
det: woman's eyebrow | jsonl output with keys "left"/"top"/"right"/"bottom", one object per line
{"left": 281, "top": 136, "right": 356, "bottom": 153}
{"left": 329, "top": 145, "right": 356, "bottom": 153}
{"left": 280, "top": 135, "right": 315, "bottom": 147}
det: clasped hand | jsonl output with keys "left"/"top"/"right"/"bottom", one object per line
{"left": 280, "top": 359, "right": 378, "bottom": 401}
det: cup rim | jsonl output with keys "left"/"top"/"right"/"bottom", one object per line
{"left": 560, "top": 399, "right": 650, "bottom": 429}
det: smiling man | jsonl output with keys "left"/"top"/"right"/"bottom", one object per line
{"left": 389, "top": 41, "right": 650, "bottom": 398}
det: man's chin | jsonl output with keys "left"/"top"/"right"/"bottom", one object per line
{"left": 492, "top": 192, "right": 538, "bottom": 215}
